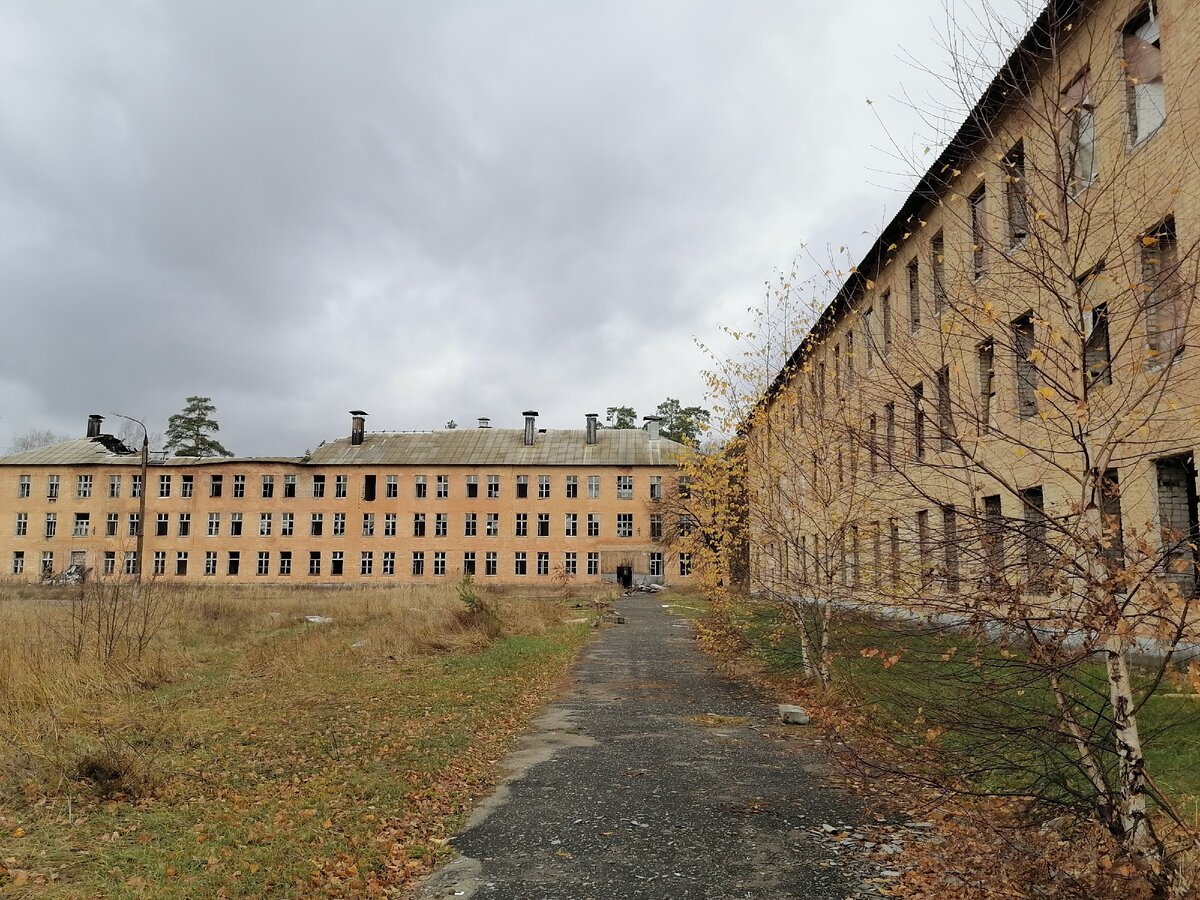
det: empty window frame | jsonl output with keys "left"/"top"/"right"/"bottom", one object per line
{"left": 1123, "top": 5, "right": 1165, "bottom": 145}
{"left": 1004, "top": 141, "right": 1028, "bottom": 247}
{"left": 464, "top": 475, "right": 477, "bottom": 498}
{"left": 516, "top": 475, "right": 529, "bottom": 499}
{"left": 1143, "top": 218, "right": 1183, "bottom": 365}
{"left": 912, "top": 382, "right": 926, "bottom": 462}
{"left": 335, "top": 475, "right": 348, "bottom": 498}
{"left": 565, "top": 475, "right": 578, "bottom": 498}
{"left": 436, "top": 475, "right": 449, "bottom": 498}
{"left": 936, "top": 365, "right": 953, "bottom": 450}
{"left": 1063, "top": 70, "right": 1098, "bottom": 192}
{"left": 977, "top": 338, "right": 996, "bottom": 431}
{"left": 982, "top": 494, "right": 1005, "bottom": 578}
{"left": 1100, "top": 469, "right": 1126, "bottom": 566}
{"left": 1155, "top": 454, "right": 1198, "bottom": 595}
{"left": 969, "top": 184, "right": 987, "bottom": 278}
{"left": 1013, "top": 313, "right": 1038, "bottom": 417}
{"left": 180, "top": 474, "right": 194, "bottom": 499}
{"left": 279, "top": 551, "right": 292, "bottom": 576}
{"left": 616, "top": 475, "right": 633, "bottom": 499}
{"left": 930, "top": 231, "right": 946, "bottom": 315}
{"left": 485, "top": 552, "right": 498, "bottom": 576}
{"left": 881, "top": 291, "right": 893, "bottom": 356}
{"left": 942, "top": 505, "right": 959, "bottom": 593}
{"left": 1020, "top": 486, "right": 1049, "bottom": 592}
{"left": 907, "top": 258, "right": 921, "bottom": 332}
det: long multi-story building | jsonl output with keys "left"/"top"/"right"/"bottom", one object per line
{"left": 0, "top": 411, "right": 694, "bottom": 587}
{"left": 746, "top": 0, "right": 1200, "bottom": 604}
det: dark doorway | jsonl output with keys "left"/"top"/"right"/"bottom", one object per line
{"left": 617, "top": 566, "right": 633, "bottom": 588}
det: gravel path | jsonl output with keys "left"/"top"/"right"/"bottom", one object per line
{"left": 416, "top": 595, "right": 882, "bottom": 899}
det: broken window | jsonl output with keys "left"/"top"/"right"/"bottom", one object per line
{"left": 936, "top": 365, "right": 953, "bottom": 450}
{"left": 587, "top": 513, "right": 600, "bottom": 537}
{"left": 415, "top": 475, "right": 428, "bottom": 499}
{"left": 257, "top": 552, "right": 270, "bottom": 576}
{"left": 159, "top": 474, "right": 171, "bottom": 498}
{"left": 650, "top": 513, "right": 662, "bottom": 540}
{"left": 155, "top": 512, "right": 168, "bottom": 537}
{"left": 76, "top": 474, "right": 92, "bottom": 499}
{"left": 332, "top": 512, "right": 345, "bottom": 536}
{"left": 969, "top": 185, "right": 987, "bottom": 278}
{"left": 513, "top": 552, "right": 526, "bottom": 576}
{"left": 233, "top": 474, "right": 246, "bottom": 498}
{"left": 1013, "top": 314, "right": 1038, "bottom": 418}
{"left": 18, "top": 475, "right": 30, "bottom": 499}
{"left": 1155, "top": 455, "right": 1198, "bottom": 595}
{"left": 412, "top": 551, "right": 425, "bottom": 576}
{"left": 435, "top": 551, "right": 447, "bottom": 576}
{"left": 649, "top": 552, "right": 662, "bottom": 577}
{"left": 437, "top": 475, "right": 449, "bottom": 498}
{"left": 885, "top": 402, "right": 896, "bottom": 466}
{"left": 1124, "top": 5, "right": 1165, "bottom": 145}
{"left": 230, "top": 512, "right": 243, "bottom": 536}
{"left": 864, "top": 307, "right": 875, "bottom": 369}
{"left": 565, "top": 513, "right": 578, "bottom": 537}
{"left": 982, "top": 494, "right": 1004, "bottom": 578}
{"left": 335, "top": 475, "right": 348, "bottom": 498}
{"left": 210, "top": 474, "right": 222, "bottom": 497}
{"left": 1004, "top": 141, "right": 1028, "bottom": 247}
{"left": 486, "top": 552, "right": 498, "bottom": 576}
{"left": 463, "top": 551, "right": 476, "bottom": 576}
{"left": 1086, "top": 303, "right": 1113, "bottom": 386}
{"left": 978, "top": 338, "right": 996, "bottom": 431}
{"left": 207, "top": 551, "right": 220, "bottom": 576}
{"left": 363, "top": 474, "right": 376, "bottom": 501}
{"left": 942, "top": 505, "right": 959, "bottom": 593}
{"left": 311, "top": 474, "right": 324, "bottom": 498}
{"left": 1020, "top": 486, "right": 1049, "bottom": 593}
{"left": 360, "top": 551, "right": 373, "bottom": 576}
{"left": 917, "top": 510, "right": 931, "bottom": 582}
{"left": 616, "top": 513, "right": 633, "bottom": 538}
{"left": 1063, "top": 70, "right": 1097, "bottom": 192}
{"left": 1143, "top": 218, "right": 1184, "bottom": 365}
{"left": 465, "top": 512, "right": 477, "bottom": 537}
{"left": 616, "top": 475, "right": 633, "bottom": 499}
{"left": 309, "top": 513, "right": 322, "bottom": 537}
{"left": 281, "top": 512, "right": 294, "bottom": 536}
{"left": 176, "top": 552, "right": 188, "bottom": 576}
{"left": 537, "top": 513, "right": 550, "bottom": 537}
{"left": 515, "top": 513, "right": 528, "bottom": 537}
{"left": 486, "top": 513, "right": 499, "bottom": 536}
{"left": 516, "top": 475, "right": 529, "bottom": 499}
{"left": 538, "top": 475, "right": 550, "bottom": 498}
{"left": 907, "top": 258, "right": 920, "bottom": 332}
{"left": 487, "top": 475, "right": 500, "bottom": 498}
{"left": 228, "top": 551, "right": 241, "bottom": 577}
{"left": 881, "top": 291, "right": 893, "bottom": 356}
{"left": 381, "top": 551, "right": 394, "bottom": 576}
{"left": 565, "top": 475, "right": 579, "bottom": 498}
{"left": 931, "top": 231, "right": 946, "bottom": 315}
{"left": 261, "top": 475, "right": 274, "bottom": 499}
{"left": 912, "top": 382, "right": 925, "bottom": 462}
{"left": 284, "top": 474, "right": 296, "bottom": 498}
{"left": 1099, "top": 469, "right": 1125, "bottom": 566}
{"left": 413, "top": 513, "right": 426, "bottom": 537}
{"left": 73, "top": 512, "right": 89, "bottom": 537}
{"left": 388, "top": 474, "right": 400, "bottom": 498}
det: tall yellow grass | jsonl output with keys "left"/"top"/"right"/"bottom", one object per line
{"left": 0, "top": 578, "right": 615, "bottom": 800}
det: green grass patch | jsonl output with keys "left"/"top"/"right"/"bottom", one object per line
{"left": 721, "top": 598, "right": 1200, "bottom": 822}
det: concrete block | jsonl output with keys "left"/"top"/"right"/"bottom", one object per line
{"left": 778, "top": 704, "right": 810, "bottom": 725}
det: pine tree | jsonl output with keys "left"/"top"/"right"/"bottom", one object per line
{"left": 164, "top": 396, "right": 231, "bottom": 457}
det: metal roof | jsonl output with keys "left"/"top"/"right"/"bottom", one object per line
{"left": 0, "top": 430, "right": 688, "bottom": 468}
{"left": 306, "top": 429, "right": 689, "bottom": 467}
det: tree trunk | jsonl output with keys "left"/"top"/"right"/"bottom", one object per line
{"left": 786, "top": 597, "right": 814, "bottom": 678}
{"left": 1104, "top": 634, "right": 1164, "bottom": 868}
{"left": 816, "top": 600, "right": 833, "bottom": 688}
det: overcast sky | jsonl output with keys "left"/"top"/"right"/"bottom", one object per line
{"left": 1, "top": 1, "right": 1031, "bottom": 456}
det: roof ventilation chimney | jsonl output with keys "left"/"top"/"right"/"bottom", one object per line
{"left": 522, "top": 410, "right": 538, "bottom": 446}
{"left": 478, "top": 417, "right": 491, "bottom": 429}
{"left": 643, "top": 415, "right": 662, "bottom": 441}
{"left": 349, "top": 410, "right": 368, "bottom": 447}
{"left": 86, "top": 414, "right": 104, "bottom": 439}
{"left": 585, "top": 413, "right": 599, "bottom": 445}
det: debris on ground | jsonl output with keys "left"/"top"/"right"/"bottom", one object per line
{"left": 303, "top": 615, "right": 334, "bottom": 624}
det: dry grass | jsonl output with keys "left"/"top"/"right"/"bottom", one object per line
{"left": 0, "top": 578, "right": 609, "bottom": 897}
{"left": 0, "top": 579, "right": 580, "bottom": 778}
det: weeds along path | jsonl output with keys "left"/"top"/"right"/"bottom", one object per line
{"left": 417, "top": 594, "right": 880, "bottom": 900}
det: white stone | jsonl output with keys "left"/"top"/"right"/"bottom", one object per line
{"left": 778, "top": 704, "right": 811, "bottom": 725}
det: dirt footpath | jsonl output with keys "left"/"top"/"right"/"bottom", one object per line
{"left": 416, "top": 595, "right": 883, "bottom": 899}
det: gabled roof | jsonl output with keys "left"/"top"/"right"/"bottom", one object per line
{"left": 0, "top": 429, "right": 689, "bottom": 468}
{"left": 306, "top": 428, "right": 689, "bottom": 467}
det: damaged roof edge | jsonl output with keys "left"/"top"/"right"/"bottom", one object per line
{"left": 750, "top": 0, "right": 1076, "bottom": 429}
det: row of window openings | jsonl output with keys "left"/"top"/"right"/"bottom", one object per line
{"left": 799, "top": 224, "right": 1178, "bottom": 422}
{"left": 14, "top": 549, "right": 693, "bottom": 579}
{"left": 17, "top": 473, "right": 670, "bottom": 502}
{"left": 20, "top": 510, "right": 693, "bottom": 541}
{"left": 779, "top": 484, "right": 1098, "bottom": 593}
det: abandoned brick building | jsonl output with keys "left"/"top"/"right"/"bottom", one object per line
{"left": 0, "top": 411, "right": 694, "bottom": 587}
{"left": 746, "top": 0, "right": 1200, "bottom": 603}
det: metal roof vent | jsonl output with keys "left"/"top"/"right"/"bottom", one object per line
{"left": 522, "top": 410, "right": 539, "bottom": 446}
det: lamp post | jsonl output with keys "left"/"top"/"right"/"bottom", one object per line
{"left": 114, "top": 413, "right": 149, "bottom": 587}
